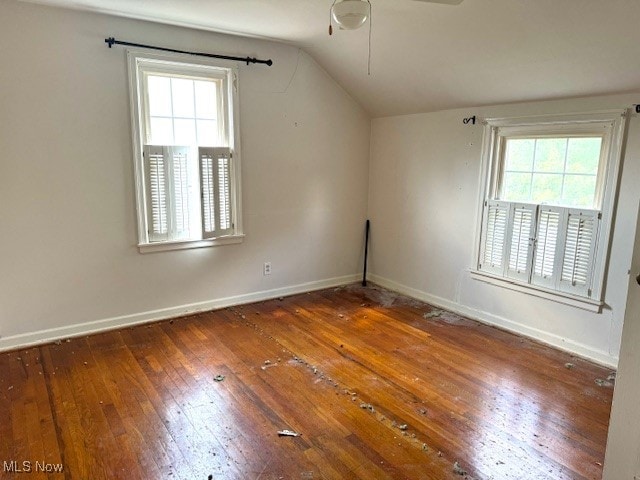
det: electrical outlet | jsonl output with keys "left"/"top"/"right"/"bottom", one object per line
{"left": 263, "top": 262, "right": 272, "bottom": 276}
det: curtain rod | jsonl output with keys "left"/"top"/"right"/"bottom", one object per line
{"left": 105, "top": 37, "right": 273, "bottom": 66}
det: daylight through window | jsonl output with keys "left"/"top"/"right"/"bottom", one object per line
{"left": 474, "top": 112, "right": 626, "bottom": 307}
{"left": 500, "top": 137, "right": 602, "bottom": 208}
{"left": 128, "top": 52, "right": 242, "bottom": 251}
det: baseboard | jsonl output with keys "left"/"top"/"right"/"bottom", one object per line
{"left": 368, "top": 274, "right": 618, "bottom": 369}
{"left": 0, "top": 274, "right": 361, "bottom": 353}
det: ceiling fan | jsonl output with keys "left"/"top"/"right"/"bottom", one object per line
{"left": 329, "top": 0, "right": 464, "bottom": 74}
{"left": 329, "top": 0, "right": 464, "bottom": 33}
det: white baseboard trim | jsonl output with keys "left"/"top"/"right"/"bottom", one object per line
{"left": 0, "top": 274, "right": 361, "bottom": 353}
{"left": 368, "top": 274, "right": 618, "bottom": 369}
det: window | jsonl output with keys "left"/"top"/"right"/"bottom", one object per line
{"left": 128, "top": 51, "right": 243, "bottom": 252}
{"left": 473, "top": 111, "right": 627, "bottom": 310}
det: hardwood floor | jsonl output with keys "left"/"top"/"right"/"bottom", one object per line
{"left": 0, "top": 284, "right": 615, "bottom": 479}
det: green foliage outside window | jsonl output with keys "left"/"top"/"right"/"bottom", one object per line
{"left": 501, "top": 137, "right": 602, "bottom": 208}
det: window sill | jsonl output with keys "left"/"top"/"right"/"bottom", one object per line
{"left": 469, "top": 270, "right": 603, "bottom": 313}
{"left": 138, "top": 234, "right": 245, "bottom": 253}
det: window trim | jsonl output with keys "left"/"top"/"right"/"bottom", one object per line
{"left": 138, "top": 234, "right": 245, "bottom": 254}
{"left": 469, "top": 269, "right": 604, "bottom": 312}
{"left": 472, "top": 110, "right": 628, "bottom": 308}
{"left": 127, "top": 49, "right": 243, "bottom": 253}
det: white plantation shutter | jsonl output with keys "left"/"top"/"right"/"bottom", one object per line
{"left": 217, "top": 154, "right": 232, "bottom": 231}
{"left": 506, "top": 203, "right": 537, "bottom": 281}
{"left": 144, "top": 145, "right": 169, "bottom": 242}
{"left": 531, "top": 206, "right": 563, "bottom": 289}
{"left": 144, "top": 145, "right": 191, "bottom": 242}
{"left": 169, "top": 147, "right": 190, "bottom": 238}
{"left": 478, "top": 203, "right": 601, "bottom": 298}
{"left": 199, "top": 147, "right": 233, "bottom": 239}
{"left": 479, "top": 201, "right": 509, "bottom": 275}
{"left": 559, "top": 209, "right": 599, "bottom": 297}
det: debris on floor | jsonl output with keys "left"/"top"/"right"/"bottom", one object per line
{"left": 261, "top": 360, "right": 278, "bottom": 371}
{"left": 594, "top": 378, "right": 614, "bottom": 387}
{"left": 422, "top": 443, "right": 428, "bottom": 451}
{"left": 213, "top": 375, "right": 225, "bottom": 382}
{"left": 423, "top": 310, "right": 444, "bottom": 319}
{"left": 453, "top": 461, "right": 467, "bottom": 476}
{"left": 397, "top": 424, "right": 408, "bottom": 431}
{"left": 564, "top": 363, "right": 575, "bottom": 369}
{"left": 360, "top": 403, "right": 375, "bottom": 412}
{"left": 277, "top": 429, "right": 300, "bottom": 437}
{"left": 607, "top": 372, "right": 616, "bottom": 382}
{"left": 54, "top": 340, "right": 62, "bottom": 345}
{"left": 360, "top": 287, "right": 400, "bottom": 307}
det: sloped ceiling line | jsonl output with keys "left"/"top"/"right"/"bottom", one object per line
{"left": 16, "top": 0, "right": 640, "bottom": 117}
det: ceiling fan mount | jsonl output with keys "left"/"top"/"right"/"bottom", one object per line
{"left": 330, "top": 0, "right": 463, "bottom": 33}
{"left": 329, "top": 0, "right": 464, "bottom": 75}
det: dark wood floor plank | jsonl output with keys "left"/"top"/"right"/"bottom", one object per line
{"left": 115, "top": 326, "right": 233, "bottom": 480}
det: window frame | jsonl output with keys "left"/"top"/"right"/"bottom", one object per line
{"left": 471, "top": 110, "right": 628, "bottom": 311}
{"left": 127, "top": 49, "right": 244, "bottom": 253}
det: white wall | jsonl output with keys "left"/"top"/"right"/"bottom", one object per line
{"left": 603, "top": 201, "right": 640, "bottom": 479}
{"left": 0, "top": 1, "right": 371, "bottom": 348}
{"left": 368, "top": 95, "right": 640, "bottom": 367}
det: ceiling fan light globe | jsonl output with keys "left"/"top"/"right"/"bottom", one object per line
{"left": 331, "top": 0, "right": 370, "bottom": 30}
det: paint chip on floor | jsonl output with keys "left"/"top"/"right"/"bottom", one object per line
{"left": 453, "top": 461, "right": 467, "bottom": 476}
{"left": 360, "top": 403, "right": 375, "bottom": 412}
{"left": 595, "top": 378, "right": 614, "bottom": 387}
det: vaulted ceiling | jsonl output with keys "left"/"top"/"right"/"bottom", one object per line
{"left": 18, "top": 0, "right": 640, "bottom": 117}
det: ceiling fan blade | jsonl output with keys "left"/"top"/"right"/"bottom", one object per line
{"left": 411, "top": 0, "right": 464, "bottom": 4}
